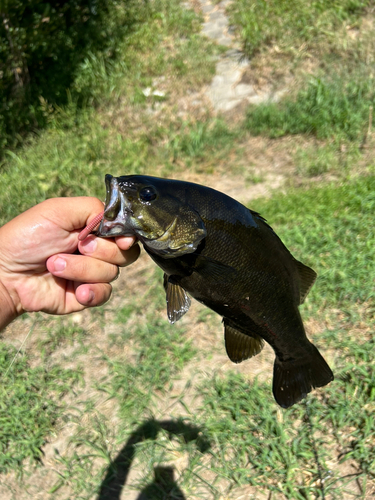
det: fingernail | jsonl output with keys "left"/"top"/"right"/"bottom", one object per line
{"left": 53, "top": 257, "right": 66, "bottom": 272}
{"left": 81, "top": 236, "right": 97, "bottom": 253}
{"left": 88, "top": 290, "right": 95, "bottom": 303}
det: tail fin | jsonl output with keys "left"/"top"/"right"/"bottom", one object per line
{"left": 273, "top": 344, "right": 333, "bottom": 408}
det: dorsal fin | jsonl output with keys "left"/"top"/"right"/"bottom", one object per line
{"left": 163, "top": 274, "right": 191, "bottom": 324}
{"left": 295, "top": 260, "right": 317, "bottom": 304}
{"left": 224, "top": 321, "right": 264, "bottom": 363}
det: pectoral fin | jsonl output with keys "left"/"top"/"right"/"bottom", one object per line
{"left": 224, "top": 321, "right": 264, "bottom": 363}
{"left": 163, "top": 274, "right": 191, "bottom": 324}
{"left": 295, "top": 260, "right": 317, "bottom": 304}
{"left": 194, "top": 256, "right": 236, "bottom": 283}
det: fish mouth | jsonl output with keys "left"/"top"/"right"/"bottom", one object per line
{"left": 97, "top": 174, "right": 134, "bottom": 237}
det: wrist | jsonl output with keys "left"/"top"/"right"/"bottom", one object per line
{"left": 0, "top": 279, "right": 18, "bottom": 331}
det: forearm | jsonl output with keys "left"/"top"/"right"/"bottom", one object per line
{"left": 0, "top": 280, "right": 17, "bottom": 331}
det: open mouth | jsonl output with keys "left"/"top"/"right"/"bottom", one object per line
{"left": 97, "top": 175, "right": 134, "bottom": 237}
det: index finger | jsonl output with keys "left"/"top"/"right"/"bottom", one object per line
{"left": 78, "top": 235, "right": 140, "bottom": 266}
{"left": 115, "top": 235, "right": 138, "bottom": 251}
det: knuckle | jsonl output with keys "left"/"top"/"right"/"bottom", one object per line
{"left": 108, "top": 244, "right": 121, "bottom": 263}
{"left": 97, "top": 240, "right": 121, "bottom": 263}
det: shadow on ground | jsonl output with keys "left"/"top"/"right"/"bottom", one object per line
{"left": 97, "top": 418, "right": 211, "bottom": 500}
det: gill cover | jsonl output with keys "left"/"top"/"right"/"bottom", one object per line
{"left": 144, "top": 203, "right": 207, "bottom": 258}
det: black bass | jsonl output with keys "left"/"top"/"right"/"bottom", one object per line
{"left": 97, "top": 174, "right": 333, "bottom": 408}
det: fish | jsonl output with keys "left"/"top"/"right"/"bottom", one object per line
{"left": 97, "top": 174, "right": 334, "bottom": 408}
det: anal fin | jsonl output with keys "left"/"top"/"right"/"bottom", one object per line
{"left": 224, "top": 321, "right": 264, "bottom": 363}
{"left": 163, "top": 274, "right": 191, "bottom": 324}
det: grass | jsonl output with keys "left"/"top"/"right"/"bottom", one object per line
{"left": 245, "top": 76, "right": 375, "bottom": 142}
{"left": 197, "top": 367, "right": 375, "bottom": 498}
{"left": 0, "top": 0, "right": 224, "bottom": 226}
{"left": 192, "top": 177, "right": 375, "bottom": 498}
{"left": 1, "top": 0, "right": 375, "bottom": 498}
{"left": 230, "top": 0, "right": 375, "bottom": 179}
{"left": 294, "top": 142, "right": 362, "bottom": 177}
{"left": 246, "top": 78, "right": 374, "bottom": 144}
{"left": 35, "top": 317, "right": 88, "bottom": 360}
{"left": 228, "top": 0, "right": 372, "bottom": 59}
{"left": 99, "top": 306, "right": 197, "bottom": 421}
{"left": 0, "top": 112, "right": 238, "bottom": 227}
{"left": 7, "top": 177, "right": 371, "bottom": 499}
{"left": 0, "top": 343, "right": 81, "bottom": 474}
{"left": 254, "top": 176, "right": 375, "bottom": 311}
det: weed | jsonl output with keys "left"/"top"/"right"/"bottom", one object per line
{"left": 197, "top": 351, "right": 375, "bottom": 497}
{"left": 229, "top": 0, "right": 372, "bottom": 58}
{"left": 245, "top": 76, "right": 375, "bottom": 142}
{"left": 2, "top": 1, "right": 375, "bottom": 498}
{"left": 99, "top": 311, "right": 196, "bottom": 420}
{"left": 294, "top": 141, "right": 362, "bottom": 177}
{"left": 37, "top": 318, "right": 87, "bottom": 359}
{"left": 0, "top": 344, "right": 81, "bottom": 473}
{"left": 254, "top": 175, "right": 375, "bottom": 312}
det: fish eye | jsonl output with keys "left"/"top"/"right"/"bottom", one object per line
{"left": 139, "top": 186, "right": 157, "bottom": 203}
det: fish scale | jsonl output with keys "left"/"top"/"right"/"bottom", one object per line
{"left": 97, "top": 174, "right": 334, "bottom": 408}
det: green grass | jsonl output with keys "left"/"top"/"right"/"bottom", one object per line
{"left": 188, "top": 177, "right": 375, "bottom": 497}
{"left": 0, "top": 113, "right": 237, "bottom": 227}
{"left": 197, "top": 365, "right": 375, "bottom": 498}
{"left": 0, "top": 344, "right": 81, "bottom": 474}
{"left": 294, "top": 142, "right": 362, "bottom": 177}
{"left": 254, "top": 176, "right": 375, "bottom": 312}
{"left": 36, "top": 318, "right": 88, "bottom": 360}
{"left": 0, "top": 0, "right": 224, "bottom": 226}
{"left": 35, "top": 177, "right": 374, "bottom": 499}
{"left": 99, "top": 310, "right": 196, "bottom": 421}
{"left": 1, "top": 0, "right": 375, "bottom": 498}
{"left": 231, "top": 0, "right": 375, "bottom": 179}
{"left": 229, "top": 0, "right": 372, "bottom": 58}
{"left": 71, "top": 1, "right": 215, "bottom": 106}
{"left": 0, "top": 0, "right": 209, "bottom": 155}
{"left": 245, "top": 76, "right": 375, "bottom": 142}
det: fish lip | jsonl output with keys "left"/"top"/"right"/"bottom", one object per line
{"left": 97, "top": 175, "right": 135, "bottom": 237}
{"left": 98, "top": 220, "right": 134, "bottom": 237}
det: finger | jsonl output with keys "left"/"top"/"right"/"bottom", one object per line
{"left": 115, "top": 235, "right": 138, "bottom": 251}
{"left": 75, "top": 283, "right": 112, "bottom": 308}
{"left": 79, "top": 236, "right": 140, "bottom": 267}
{"left": 46, "top": 254, "right": 119, "bottom": 283}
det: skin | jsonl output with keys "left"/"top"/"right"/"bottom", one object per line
{"left": 0, "top": 197, "right": 140, "bottom": 331}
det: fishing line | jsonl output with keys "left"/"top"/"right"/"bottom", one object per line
{"left": 4, "top": 321, "right": 36, "bottom": 378}
{"left": 304, "top": 397, "right": 326, "bottom": 499}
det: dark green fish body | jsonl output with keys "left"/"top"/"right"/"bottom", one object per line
{"left": 98, "top": 175, "right": 333, "bottom": 408}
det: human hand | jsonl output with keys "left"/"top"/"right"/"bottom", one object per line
{"left": 0, "top": 197, "right": 140, "bottom": 329}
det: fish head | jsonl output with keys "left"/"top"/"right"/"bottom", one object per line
{"left": 98, "top": 174, "right": 207, "bottom": 258}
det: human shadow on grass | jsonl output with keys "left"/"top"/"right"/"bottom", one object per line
{"left": 97, "top": 418, "right": 210, "bottom": 500}
{"left": 135, "top": 466, "right": 186, "bottom": 500}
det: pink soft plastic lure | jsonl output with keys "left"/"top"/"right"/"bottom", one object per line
{"left": 78, "top": 212, "right": 104, "bottom": 241}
